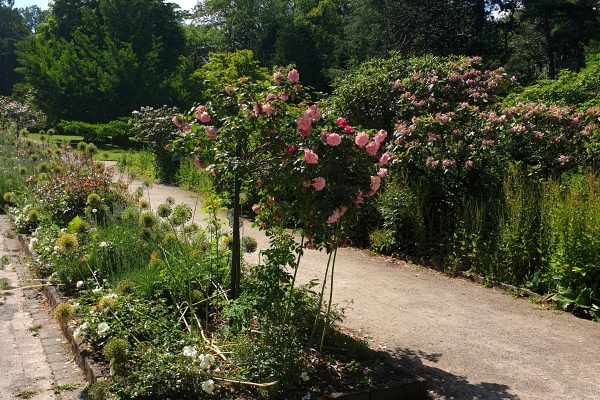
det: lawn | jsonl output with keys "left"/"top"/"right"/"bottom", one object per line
{"left": 29, "top": 133, "right": 142, "bottom": 161}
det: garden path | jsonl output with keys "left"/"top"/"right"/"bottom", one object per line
{"left": 0, "top": 216, "right": 86, "bottom": 400}
{"left": 112, "top": 166, "right": 600, "bottom": 400}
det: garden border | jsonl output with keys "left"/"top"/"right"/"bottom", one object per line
{"left": 17, "top": 233, "right": 107, "bottom": 384}
{"left": 16, "top": 230, "right": 428, "bottom": 399}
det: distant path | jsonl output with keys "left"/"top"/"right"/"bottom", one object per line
{"left": 110, "top": 163, "right": 600, "bottom": 400}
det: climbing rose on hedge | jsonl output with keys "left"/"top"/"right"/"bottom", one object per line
{"left": 303, "top": 149, "right": 319, "bottom": 164}
{"left": 326, "top": 133, "right": 342, "bottom": 146}
{"left": 312, "top": 177, "right": 326, "bottom": 191}
{"left": 355, "top": 132, "right": 369, "bottom": 147}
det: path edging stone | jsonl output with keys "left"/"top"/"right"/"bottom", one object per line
{"left": 18, "top": 233, "right": 106, "bottom": 384}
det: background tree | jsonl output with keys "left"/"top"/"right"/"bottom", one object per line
{"left": 0, "top": 0, "right": 29, "bottom": 95}
{"left": 16, "top": 0, "right": 185, "bottom": 123}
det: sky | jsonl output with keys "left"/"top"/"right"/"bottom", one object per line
{"left": 13, "top": 0, "right": 198, "bottom": 11}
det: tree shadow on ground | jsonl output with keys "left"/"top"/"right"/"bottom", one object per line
{"left": 387, "top": 348, "right": 520, "bottom": 400}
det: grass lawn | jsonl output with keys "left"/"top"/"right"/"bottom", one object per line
{"left": 29, "top": 133, "right": 142, "bottom": 161}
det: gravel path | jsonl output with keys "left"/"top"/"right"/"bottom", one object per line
{"left": 116, "top": 167, "right": 600, "bottom": 400}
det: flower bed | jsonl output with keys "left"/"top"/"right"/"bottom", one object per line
{"left": 0, "top": 129, "right": 423, "bottom": 398}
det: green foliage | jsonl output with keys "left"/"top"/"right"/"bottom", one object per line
{"left": 508, "top": 53, "right": 600, "bottom": 109}
{"left": 242, "top": 236, "right": 258, "bottom": 253}
{"left": 58, "top": 120, "right": 131, "bottom": 144}
{"left": 16, "top": 0, "right": 185, "bottom": 123}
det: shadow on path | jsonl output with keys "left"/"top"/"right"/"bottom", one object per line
{"left": 389, "top": 348, "right": 520, "bottom": 400}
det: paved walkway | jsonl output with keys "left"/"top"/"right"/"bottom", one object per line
{"left": 0, "top": 216, "right": 86, "bottom": 400}
{"left": 115, "top": 168, "right": 600, "bottom": 400}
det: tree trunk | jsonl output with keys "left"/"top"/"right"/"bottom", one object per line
{"left": 230, "top": 141, "right": 242, "bottom": 300}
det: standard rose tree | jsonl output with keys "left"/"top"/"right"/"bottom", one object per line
{"left": 171, "top": 68, "right": 389, "bottom": 348}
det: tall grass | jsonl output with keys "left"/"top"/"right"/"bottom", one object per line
{"left": 176, "top": 157, "right": 213, "bottom": 195}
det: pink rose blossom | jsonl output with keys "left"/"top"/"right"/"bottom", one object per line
{"left": 464, "top": 160, "right": 474, "bottom": 169}
{"left": 355, "top": 132, "right": 369, "bottom": 147}
{"left": 266, "top": 94, "right": 276, "bottom": 102}
{"left": 305, "top": 105, "right": 321, "bottom": 121}
{"left": 427, "top": 156, "right": 440, "bottom": 168}
{"left": 327, "top": 209, "right": 341, "bottom": 224}
{"left": 442, "top": 159, "right": 454, "bottom": 168}
{"left": 273, "top": 71, "right": 284, "bottom": 85}
{"left": 379, "top": 152, "right": 390, "bottom": 165}
{"left": 344, "top": 125, "right": 354, "bottom": 134}
{"left": 194, "top": 105, "right": 206, "bottom": 119}
{"left": 326, "top": 133, "right": 342, "bottom": 146}
{"left": 374, "top": 130, "right": 388, "bottom": 144}
{"left": 366, "top": 141, "right": 380, "bottom": 156}
{"left": 378, "top": 168, "right": 388, "bottom": 178}
{"left": 312, "top": 177, "right": 326, "bottom": 191}
{"left": 206, "top": 126, "right": 217, "bottom": 140}
{"left": 182, "top": 123, "right": 191, "bottom": 132}
{"left": 193, "top": 158, "right": 205, "bottom": 169}
{"left": 199, "top": 112, "right": 211, "bottom": 123}
{"left": 224, "top": 85, "right": 236, "bottom": 95}
{"left": 355, "top": 191, "right": 364, "bottom": 205}
{"left": 336, "top": 117, "right": 347, "bottom": 127}
{"left": 279, "top": 92, "right": 289, "bottom": 102}
{"left": 303, "top": 149, "right": 319, "bottom": 164}
{"left": 300, "top": 129, "right": 311, "bottom": 137}
{"left": 340, "top": 206, "right": 348, "bottom": 216}
{"left": 262, "top": 103, "right": 274, "bottom": 116}
{"left": 370, "top": 175, "right": 381, "bottom": 192}
{"left": 172, "top": 116, "right": 183, "bottom": 128}
{"left": 296, "top": 115, "right": 312, "bottom": 131}
{"left": 558, "top": 155, "right": 572, "bottom": 164}
{"left": 302, "top": 180, "right": 311, "bottom": 188}
{"left": 287, "top": 69, "right": 300, "bottom": 83}
{"left": 252, "top": 204, "right": 263, "bottom": 215}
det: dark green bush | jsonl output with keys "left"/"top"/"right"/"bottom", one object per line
{"left": 58, "top": 119, "right": 131, "bottom": 144}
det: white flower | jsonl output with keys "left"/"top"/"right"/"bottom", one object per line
{"left": 198, "top": 353, "right": 215, "bottom": 370}
{"left": 183, "top": 346, "right": 197, "bottom": 358}
{"left": 92, "top": 208, "right": 98, "bottom": 213}
{"left": 73, "top": 325, "right": 85, "bottom": 342}
{"left": 97, "top": 322, "right": 110, "bottom": 337}
{"left": 72, "top": 302, "right": 80, "bottom": 311}
{"left": 99, "top": 241, "right": 108, "bottom": 248}
{"left": 92, "top": 287, "right": 102, "bottom": 294}
{"left": 76, "top": 281, "right": 84, "bottom": 289}
{"left": 300, "top": 371, "right": 310, "bottom": 382}
{"left": 201, "top": 379, "right": 215, "bottom": 395}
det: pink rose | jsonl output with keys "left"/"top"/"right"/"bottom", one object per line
{"left": 327, "top": 209, "right": 341, "bottom": 224}
{"left": 266, "top": 94, "right": 276, "bottom": 102}
{"left": 370, "top": 175, "right": 381, "bottom": 193}
{"left": 340, "top": 206, "right": 348, "bottom": 216}
{"left": 182, "top": 123, "right": 191, "bottom": 132}
{"left": 274, "top": 71, "right": 284, "bottom": 85}
{"left": 354, "top": 191, "right": 364, "bottom": 205}
{"left": 287, "top": 69, "right": 300, "bottom": 83}
{"left": 374, "top": 130, "right": 388, "bottom": 144}
{"left": 224, "top": 86, "right": 236, "bottom": 95}
{"left": 379, "top": 152, "right": 390, "bottom": 165}
{"left": 200, "top": 112, "right": 211, "bottom": 123}
{"left": 303, "top": 149, "right": 319, "bottom": 164}
{"left": 262, "top": 103, "right": 274, "bottom": 116}
{"left": 305, "top": 105, "right": 321, "bottom": 121}
{"left": 312, "top": 177, "right": 326, "bottom": 191}
{"left": 355, "top": 132, "right": 369, "bottom": 147}
{"left": 336, "top": 117, "right": 347, "bottom": 127}
{"left": 464, "top": 160, "right": 474, "bottom": 169}
{"left": 344, "top": 125, "right": 354, "bottom": 134}
{"left": 442, "top": 159, "right": 454, "bottom": 168}
{"left": 326, "top": 133, "right": 342, "bottom": 146}
{"left": 279, "top": 92, "right": 289, "bottom": 102}
{"left": 558, "top": 154, "right": 572, "bottom": 164}
{"left": 366, "top": 141, "right": 380, "bottom": 156}
{"left": 193, "top": 158, "right": 205, "bottom": 169}
{"left": 172, "top": 116, "right": 182, "bottom": 128}
{"left": 300, "top": 129, "right": 311, "bottom": 137}
{"left": 194, "top": 105, "right": 206, "bottom": 119}
{"left": 206, "top": 126, "right": 217, "bottom": 140}
{"left": 302, "top": 180, "right": 311, "bottom": 188}
{"left": 252, "top": 204, "right": 263, "bottom": 215}
{"left": 378, "top": 168, "right": 388, "bottom": 178}
{"left": 296, "top": 115, "right": 312, "bottom": 131}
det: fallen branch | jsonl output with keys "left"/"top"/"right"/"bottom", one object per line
{"left": 212, "top": 376, "right": 278, "bottom": 388}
